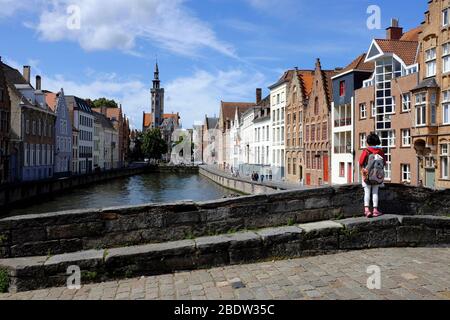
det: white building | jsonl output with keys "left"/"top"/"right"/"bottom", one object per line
{"left": 66, "top": 96, "right": 94, "bottom": 174}
{"left": 330, "top": 54, "right": 374, "bottom": 185}
{"left": 269, "top": 72, "right": 292, "bottom": 181}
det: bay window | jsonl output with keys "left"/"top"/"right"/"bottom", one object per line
{"left": 415, "top": 93, "right": 427, "bottom": 126}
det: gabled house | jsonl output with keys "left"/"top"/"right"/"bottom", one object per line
{"left": 302, "top": 59, "right": 338, "bottom": 186}
{"left": 2, "top": 64, "right": 56, "bottom": 182}
{"left": 66, "top": 95, "right": 94, "bottom": 174}
{"left": 355, "top": 20, "right": 421, "bottom": 185}
{"left": 285, "top": 69, "right": 315, "bottom": 184}
{"left": 46, "top": 89, "right": 72, "bottom": 177}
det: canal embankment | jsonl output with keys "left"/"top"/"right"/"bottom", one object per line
{"left": 199, "top": 165, "right": 305, "bottom": 195}
{"left": 0, "top": 165, "right": 200, "bottom": 210}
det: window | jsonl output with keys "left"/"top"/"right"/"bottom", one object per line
{"left": 444, "top": 8, "right": 450, "bottom": 27}
{"left": 388, "top": 131, "right": 396, "bottom": 147}
{"left": 26, "top": 120, "right": 30, "bottom": 135}
{"left": 444, "top": 43, "right": 450, "bottom": 73}
{"left": 322, "top": 122, "right": 327, "bottom": 140}
{"left": 360, "top": 133, "right": 367, "bottom": 149}
{"left": 305, "top": 125, "right": 309, "bottom": 142}
{"left": 0, "top": 88, "right": 3, "bottom": 102}
{"left": 339, "top": 162, "right": 345, "bottom": 177}
{"left": 401, "top": 129, "right": 411, "bottom": 147}
{"left": 339, "top": 81, "right": 345, "bottom": 97}
{"left": 311, "top": 124, "right": 315, "bottom": 142}
{"left": 360, "top": 103, "right": 367, "bottom": 119}
{"left": 371, "top": 101, "right": 376, "bottom": 117}
{"left": 425, "top": 48, "right": 437, "bottom": 77}
{"left": 314, "top": 97, "right": 319, "bottom": 115}
{"left": 402, "top": 94, "right": 411, "bottom": 112}
{"left": 443, "top": 90, "right": 450, "bottom": 125}
{"left": 415, "top": 93, "right": 427, "bottom": 126}
{"left": 441, "top": 144, "right": 449, "bottom": 179}
{"left": 401, "top": 164, "right": 411, "bottom": 183}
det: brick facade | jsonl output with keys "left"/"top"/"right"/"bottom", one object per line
{"left": 0, "top": 58, "right": 11, "bottom": 184}
{"left": 302, "top": 59, "right": 337, "bottom": 186}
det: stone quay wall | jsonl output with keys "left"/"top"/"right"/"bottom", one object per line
{"left": 0, "top": 184, "right": 448, "bottom": 259}
{"left": 199, "top": 166, "right": 280, "bottom": 194}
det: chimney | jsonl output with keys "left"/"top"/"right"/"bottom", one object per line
{"left": 101, "top": 105, "right": 107, "bottom": 116}
{"left": 256, "top": 88, "right": 262, "bottom": 104}
{"left": 36, "top": 75, "right": 42, "bottom": 91}
{"left": 386, "top": 18, "right": 403, "bottom": 40}
{"left": 23, "top": 66, "right": 31, "bottom": 84}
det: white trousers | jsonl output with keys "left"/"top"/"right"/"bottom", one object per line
{"left": 363, "top": 182, "right": 379, "bottom": 208}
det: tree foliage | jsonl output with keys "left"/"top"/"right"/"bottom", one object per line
{"left": 90, "top": 98, "right": 119, "bottom": 109}
{"left": 141, "top": 128, "right": 168, "bottom": 160}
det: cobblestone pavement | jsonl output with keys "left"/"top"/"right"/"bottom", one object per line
{"left": 1, "top": 247, "right": 449, "bottom": 300}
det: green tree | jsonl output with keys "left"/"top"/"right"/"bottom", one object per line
{"left": 141, "top": 128, "right": 168, "bottom": 160}
{"left": 91, "top": 98, "right": 119, "bottom": 109}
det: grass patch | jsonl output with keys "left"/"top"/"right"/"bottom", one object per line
{"left": 81, "top": 271, "right": 98, "bottom": 282}
{"left": 0, "top": 268, "right": 9, "bottom": 293}
{"left": 0, "top": 234, "right": 7, "bottom": 246}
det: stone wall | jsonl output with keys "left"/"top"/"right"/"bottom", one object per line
{"left": 199, "top": 166, "right": 283, "bottom": 194}
{"left": 3, "top": 214, "right": 449, "bottom": 292}
{"left": 0, "top": 183, "right": 448, "bottom": 259}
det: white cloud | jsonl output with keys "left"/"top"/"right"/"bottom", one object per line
{"left": 2, "top": 0, "right": 235, "bottom": 57}
{"left": 4, "top": 56, "right": 263, "bottom": 129}
{"left": 165, "top": 69, "right": 266, "bottom": 128}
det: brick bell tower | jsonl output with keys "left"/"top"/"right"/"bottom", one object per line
{"left": 151, "top": 62, "right": 165, "bottom": 128}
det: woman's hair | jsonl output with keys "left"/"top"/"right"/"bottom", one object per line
{"left": 367, "top": 133, "right": 381, "bottom": 147}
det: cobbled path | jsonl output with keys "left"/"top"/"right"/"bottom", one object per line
{"left": 1, "top": 247, "right": 449, "bottom": 300}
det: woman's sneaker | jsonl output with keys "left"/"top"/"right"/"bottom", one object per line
{"left": 364, "top": 208, "right": 373, "bottom": 218}
{"left": 373, "top": 208, "right": 384, "bottom": 217}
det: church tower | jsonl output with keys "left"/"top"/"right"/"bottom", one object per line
{"left": 151, "top": 62, "right": 165, "bottom": 128}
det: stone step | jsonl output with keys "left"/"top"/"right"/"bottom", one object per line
{"left": 0, "top": 214, "right": 449, "bottom": 293}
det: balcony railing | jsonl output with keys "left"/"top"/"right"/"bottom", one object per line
{"left": 334, "top": 118, "right": 352, "bottom": 127}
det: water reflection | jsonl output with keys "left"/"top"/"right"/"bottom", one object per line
{"left": 7, "top": 173, "right": 235, "bottom": 216}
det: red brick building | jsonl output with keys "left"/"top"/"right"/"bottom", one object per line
{"left": 302, "top": 59, "right": 338, "bottom": 186}
{"left": 0, "top": 57, "right": 11, "bottom": 184}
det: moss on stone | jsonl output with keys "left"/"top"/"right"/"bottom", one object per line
{"left": 0, "top": 268, "right": 9, "bottom": 293}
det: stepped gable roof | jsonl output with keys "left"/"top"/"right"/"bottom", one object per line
{"left": 373, "top": 38, "right": 419, "bottom": 65}
{"left": 296, "top": 70, "right": 315, "bottom": 98}
{"left": 334, "top": 54, "right": 374, "bottom": 77}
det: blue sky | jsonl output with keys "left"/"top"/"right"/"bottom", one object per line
{"left": 0, "top": 0, "right": 427, "bottom": 129}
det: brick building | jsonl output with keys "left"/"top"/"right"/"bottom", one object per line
{"left": 2, "top": 64, "right": 56, "bottom": 182}
{"left": 355, "top": 20, "right": 421, "bottom": 185}
{"left": 303, "top": 59, "right": 337, "bottom": 186}
{"left": 0, "top": 57, "right": 11, "bottom": 184}
{"left": 413, "top": 0, "right": 450, "bottom": 189}
{"left": 285, "top": 69, "right": 314, "bottom": 184}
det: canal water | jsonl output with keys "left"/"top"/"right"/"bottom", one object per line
{"left": 6, "top": 173, "right": 236, "bottom": 216}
